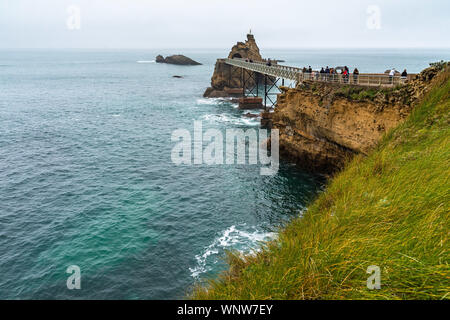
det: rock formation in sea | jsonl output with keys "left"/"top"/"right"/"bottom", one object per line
{"left": 156, "top": 55, "right": 202, "bottom": 66}
{"left": 271, "top": 65, "right": 442, "bottom": 173}
{"left": 204, "top": 34, "right": 269, "bottom": 98}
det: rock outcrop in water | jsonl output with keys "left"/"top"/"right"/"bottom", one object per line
{"left": 156, "top": 55, "right": 201, "bottom": 66}
{"left": 271, "top": 65, "right": 442, "bottom": 173}
{"left": 204, "top": 34, "right": 268, "bottom": 98}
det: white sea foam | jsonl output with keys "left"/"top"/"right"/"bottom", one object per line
{"left": 200, "top": 113, "right": 260, "bottom": 126}
{"left": 137, "top": 60, "right": 155, "bottom": 64}
{"left": 196, "top": 98, "right": 222, "bottom": 105}
{"left": 196, "top": 97, "right": 238, "bottom": 107}
{"left": 189, "top": 224, "right": 276, "bottom": 279}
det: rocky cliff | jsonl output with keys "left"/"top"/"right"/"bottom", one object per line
{"left": 272, "top": 65, "right": 443, "bottom": 173}
{"left": 204, "top": 34, "right": 266, "bottom": 98}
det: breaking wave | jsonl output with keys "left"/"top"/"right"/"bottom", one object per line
{"left": 196, "top": 97, "right": 238, "bottom": 107}
{"left": 201, "top": 113, "right": 260, "bottom": 126}
{"left": 189, "top": 224, "right": 276, "bottom": 279}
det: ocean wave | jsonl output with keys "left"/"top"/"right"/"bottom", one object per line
{"left": 201, "top": 113, "right": 260, "bottom": 126}
{"left": 189, "top": 224, "right": 276, "bottom": 279}
{"left": 137, "top": 60, "right": 155, "bottom": 64}
{"left": 196, "top": 97, "right": 238, "bottom": 107}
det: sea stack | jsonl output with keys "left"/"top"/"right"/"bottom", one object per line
{"left": 156, "top": 54, "right": 202, "bottom": 66}
{"left": 203, "top": 34, "right": 266, "bottom": 98}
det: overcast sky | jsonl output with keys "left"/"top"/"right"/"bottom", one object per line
{"left": 0, "top": 0, "right": 449, "bottom": 49}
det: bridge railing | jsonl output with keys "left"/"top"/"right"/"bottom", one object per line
{"left": 223, "top": 58, "right": 407, "bottom": 87}
{"left": 302, "top": 73, "right": 406, "bottom": 86}
{"left": 223, "top": 58, "right": 302, "bottom": 82}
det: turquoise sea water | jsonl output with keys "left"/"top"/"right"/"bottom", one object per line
{"left": 1, "top": 49, "right": 449, "bottom": 299}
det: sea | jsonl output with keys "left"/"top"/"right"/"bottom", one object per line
{"left": 1, "top": 48, "right": 449, "bottom": 299}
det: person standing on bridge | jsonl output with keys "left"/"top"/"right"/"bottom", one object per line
{"left": 266, "top": 59, "right": 272, "bottom": 67}
{"left": 389, "top": 68, "right": 396, "bottom": 84}
{"left": 325, "top": 66, "right": 330, "bottom": 82}
{"left": 401, "top": 69, "right": 408, "bottom": 80}
{"left": 343, "top": 67, "right": 349, "bottom": 83}
{"left": 353, "top": 68, "right": 359, "bottom": 84}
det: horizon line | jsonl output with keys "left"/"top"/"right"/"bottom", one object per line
{"left": 1, "top": 46, "right": 450, "bottom": 51}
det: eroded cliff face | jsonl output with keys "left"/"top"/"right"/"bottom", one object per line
{"left": 272, "top": 66, "right": 441, "bottom": 173}
{"left": 204, "top": 34, "right": 264, "bottom": 98}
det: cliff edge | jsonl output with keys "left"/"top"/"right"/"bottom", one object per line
{"left": 272, "top": 65, "right": 443, "bottom": 173}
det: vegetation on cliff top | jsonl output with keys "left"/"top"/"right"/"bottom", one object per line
{"left": 192, "top": 67, "right": 450, "bottom": 300}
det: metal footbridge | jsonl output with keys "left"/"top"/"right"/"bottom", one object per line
{"left": 222, "top": 58, "right": 408, "bottom": 87}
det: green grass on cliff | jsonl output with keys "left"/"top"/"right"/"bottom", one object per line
{"left": 192, "top": 68, "right": 450, "bottom": 300}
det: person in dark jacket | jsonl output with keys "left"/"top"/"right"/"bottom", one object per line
{"left": 343, "top": 66, "right": 349, "bottom": 83}
{"left": 353, "top": 68, "right": 359, "bottom": 84}
{"left": 401, "top": 69, "right": 408, "bottom": 80}
{"left": 325, "top": 66, "right": 330, "bottom": 81}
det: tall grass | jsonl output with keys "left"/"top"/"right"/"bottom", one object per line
{"left": 192, "top": 69, "right": 450, "bottom": 300}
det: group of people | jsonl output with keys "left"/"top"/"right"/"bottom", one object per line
{"left": 302, "top": 65, "right": 409, "bottom": 84}
{"left": 389, "top": 68, "right": 409, "bottom": 83}
{"left": 302, "top": 65, "right": 358, "bottom": 83}
{"left": 240, "top": 56, "right": 410, "bottom": 85}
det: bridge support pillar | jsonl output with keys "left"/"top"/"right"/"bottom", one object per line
{"left": 264, "top": 74, "right": 268, "bottom": 110}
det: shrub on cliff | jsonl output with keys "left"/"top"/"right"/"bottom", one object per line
{"left": 429, "top": 60, "right": 449, "bottom": 71}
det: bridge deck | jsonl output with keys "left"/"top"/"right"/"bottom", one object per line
{"left": 222, "top": 58, "right": 408, "bottom": 87}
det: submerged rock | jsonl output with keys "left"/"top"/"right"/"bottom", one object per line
{"left": 243, "top": 112, "right": 259, "bottom": 118}
{"left": 156, "top": 55, "right": 201, "bottom": 66}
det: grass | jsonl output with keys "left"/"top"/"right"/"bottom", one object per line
{"left": 334, "top": 85, "right": 406, "bottom": 102}
{"left": 192, "top": 68, "right": 450, "bottom": 300}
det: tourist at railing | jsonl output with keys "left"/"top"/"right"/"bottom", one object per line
{"left": 342, "top": 66, "right": 349, "bottom": 83}
{"left": 353, "top": 68, "right": 359, "bottom": 84}
{"left": 389, "top": 68, "right": 396, "bottom": 84}
{"left": 325, "top": 66, "right": 330, "bottom": 82}
{"left": 305, "top": 66, "right": 312, "bottom": 80}
{"left": 320, "top": 67, "right": 325, "bottom": 81}
{"left": 401, "top": 69, "right": 408, "bottom": 80}
{"left": 314, "top": 70, "right": 319, "bottom": 81}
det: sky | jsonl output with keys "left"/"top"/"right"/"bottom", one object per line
{"left": 0, "top": 0, "right": 449, "bottom": 49}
